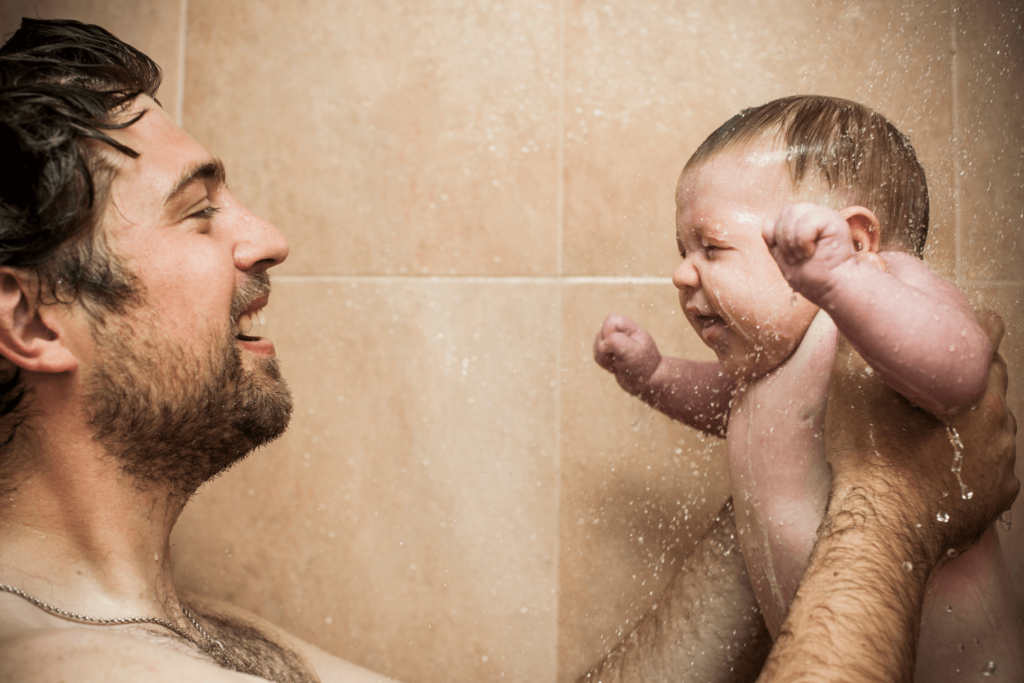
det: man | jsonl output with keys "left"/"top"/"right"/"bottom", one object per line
{"left": 0, "top": 19, "right": 1017, "bottom": 683}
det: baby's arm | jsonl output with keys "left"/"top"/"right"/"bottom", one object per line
{"left": 593, "top": 314, "right": 736, "bottom": 437}
{"left": 764, "top": 203, "right": 991, "bottom": 416}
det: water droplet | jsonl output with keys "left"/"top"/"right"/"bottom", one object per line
{"left": 999, "top": 510, "right": 1012, "bottom": 531}
{"left": 982, "top": 660, "right": 997, "bottom": 676}
{"left": 947, "top": 426, "right": 972, "bottom": 500}
{"left": 901, "top": 561, "right": 913, "bottom": 572}
{"left": 937, "top": 511, "right": 950, "bottom": 523}
{"left": 789, "top": 292, "right": 798, "bottom": 307}
{"left": 947, "top": 548, "right": 958, "bottom": 558}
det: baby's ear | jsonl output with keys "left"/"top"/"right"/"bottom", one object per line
{"left": 840, "top": 206, "right": 881, "bottom": 254}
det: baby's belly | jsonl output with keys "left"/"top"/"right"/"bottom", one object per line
{"left": 728, "top": 312, "right": 836, "bottom": 636}
{"left": 914, "top": 527, "right": 1024, "bottom": 682}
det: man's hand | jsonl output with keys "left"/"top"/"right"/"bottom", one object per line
{"left": 759, "top": 311, "right": 1018, "bottom": 682}
{"left": 825, "top": 309, "right": 1018, "bottom": 566}
{"left": 593, "top": 314, "right": 663, "bottom": 397}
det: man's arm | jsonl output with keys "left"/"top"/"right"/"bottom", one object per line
{"left": 576, "top": 499, "right": 772, "bottom": 683}
{"left": 758, "top": 311, "right": 1018, "bottom": 682}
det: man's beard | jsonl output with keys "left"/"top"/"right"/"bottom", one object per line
{"left": 83, "top": 275, "right": 293, "bottom": 499}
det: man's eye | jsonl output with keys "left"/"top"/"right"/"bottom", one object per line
{"left": 190, "top": 206, "right": 220, "bottom": 220}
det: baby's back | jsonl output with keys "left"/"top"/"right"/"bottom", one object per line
{"left": 729, "top": 310, "right": 1023, "bottom": 680}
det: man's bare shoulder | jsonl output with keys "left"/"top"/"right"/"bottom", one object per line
{"left": 185, "top": 592, "right": 399, "bottom": 683}
{"left": 0, "top": 627, "right": 254, "bottom": 682}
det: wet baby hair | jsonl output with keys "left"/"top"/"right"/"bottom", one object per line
{"left": 684, "top": 95, "right": 930, "bottom": 257}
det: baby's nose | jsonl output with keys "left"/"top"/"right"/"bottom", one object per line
{"left": 672, "top": 258, "right": 699, "bottom": 291}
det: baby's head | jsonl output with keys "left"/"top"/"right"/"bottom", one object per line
{"left": 673, "top": 95, "right": 929, "bottom": 379}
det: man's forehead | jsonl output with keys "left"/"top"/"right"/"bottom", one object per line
{"left": 104, "top": 99, "right": 224, "bottom": 205}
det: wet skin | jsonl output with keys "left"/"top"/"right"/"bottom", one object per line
{"left": 596, "top": 145, "right": 1023, "bottom": 680}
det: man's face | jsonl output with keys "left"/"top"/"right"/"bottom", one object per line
{"left": 672, "top": 145, "right": 819, "bottom": 380}
{"left": 76, "top": 97, "right": 293, "bottom": 495}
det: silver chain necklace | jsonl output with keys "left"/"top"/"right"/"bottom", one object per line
{"left": 0, "top": 582, "right": 225, "bottom": 651}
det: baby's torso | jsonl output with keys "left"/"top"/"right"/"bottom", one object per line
{"left": 728, "top": 309, "right": 836, "bottom": 635}
{"left": 727, "top": 310, "right": 1023, "bottom": 680}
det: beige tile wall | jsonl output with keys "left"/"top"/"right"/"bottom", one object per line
{"left": 2, "top": 1, "right": 1021, "bottom": 682}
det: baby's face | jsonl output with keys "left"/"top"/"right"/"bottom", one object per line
{"left": 673, "top": 146, "right": 819, "bottom": 379}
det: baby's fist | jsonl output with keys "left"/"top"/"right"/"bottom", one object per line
{"left": 593, "top": 314, "right": 662, "bottom": 396}
{"left": 763, "top": 203, "right": 857, "bottom": 297}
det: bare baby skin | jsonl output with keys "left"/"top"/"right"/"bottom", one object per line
{"left": 594, "top": 146, "right": 1023, "bottom": 681}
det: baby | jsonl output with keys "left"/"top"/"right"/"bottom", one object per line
{"left": 594, "top": 95, "right": 1022, "bottom": 680}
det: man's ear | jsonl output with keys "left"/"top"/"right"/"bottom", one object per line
{"left": 839, "top": 206, "right": 881, "bottom": 254}
{"left": 0, "top": 268, "right": 77, "bottom": 374}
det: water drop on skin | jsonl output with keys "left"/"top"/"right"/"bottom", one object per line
{"left": 999, "top": 509, "right": 1012, "bottom": 531}
{"left": 982, "top": 661, "right": 997, "bottom": 676}
{"left": 937, "top": 511, "right": 950, "bottom": 523}
{"left": 901, "top": 561, "right": 913, "bottom": 572}
{"left": 947, "top": 426, "right": 973, "bottom": 500}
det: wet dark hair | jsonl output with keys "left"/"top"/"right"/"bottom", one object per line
{"left": 0, "top": 18, "right": 161, "bottom": 446}
{"left": 684, "top": 95, "right": 930, "bottom": 257}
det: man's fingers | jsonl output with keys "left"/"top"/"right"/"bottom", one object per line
{"left": 977, "top": 310, "right": 1005, "bottom": 358}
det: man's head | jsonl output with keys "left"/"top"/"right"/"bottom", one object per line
{"left": 0, "top": 18, "right": 159, "bottom": 313}
{"left": 0, "top": 19, "right": 292, "bottom": 498}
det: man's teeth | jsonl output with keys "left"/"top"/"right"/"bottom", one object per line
{"left": 237, "top": 307, "right": 267, "bottom": 336}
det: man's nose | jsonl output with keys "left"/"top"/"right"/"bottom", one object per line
{"left": 232, "top": 202, "right": 290, "bottom": 272}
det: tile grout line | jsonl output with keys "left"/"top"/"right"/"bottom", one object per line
{"left": 174, "top": 0, "right": 188, "bottom": 126}
{"left": 556, "top": 0, "right": 566, "bottom": 281}
{"left": 950, "top": 0, "right": 962, "bottom": 283}
{"left": 272, "top": 275, "right": 673, "bottom": 285}
{"left": 553, "top": 1, "right": 566, "bottom": 675}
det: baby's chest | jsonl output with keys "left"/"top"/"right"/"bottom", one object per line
{"left": 727, "top": 313, "right": 837, "bottom": 506}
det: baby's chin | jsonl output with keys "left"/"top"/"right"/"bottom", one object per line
{"left": 714, "top": 343, "right": 793, "bottom": 381}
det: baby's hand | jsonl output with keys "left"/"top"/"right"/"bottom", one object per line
{"left": 593, "top": 314, "right": 662, "bottom": 396}
{"left": 762, "top": 203, "right": 858, "bottom": 297}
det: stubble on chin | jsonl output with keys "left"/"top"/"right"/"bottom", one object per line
{"left": 84, "top": 308, "right": 293, "bottom": 500}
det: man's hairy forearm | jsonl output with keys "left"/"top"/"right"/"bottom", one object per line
{"left": 758, "top": 485, "right": 929, "bottom": 683}
{"left": 578, "top": 500, "right": 772, "bottom": 683}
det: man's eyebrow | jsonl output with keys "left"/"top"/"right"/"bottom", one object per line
{"left": 165, "top": 158, "right": 227, "bottom": 204}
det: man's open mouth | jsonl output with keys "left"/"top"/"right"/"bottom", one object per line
{"left": 235, "top": 307, "right": 267, "bottom": 340}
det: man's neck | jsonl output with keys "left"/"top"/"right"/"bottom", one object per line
{"left": 0, "top": 407, "right": 188, "bottom": 627}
